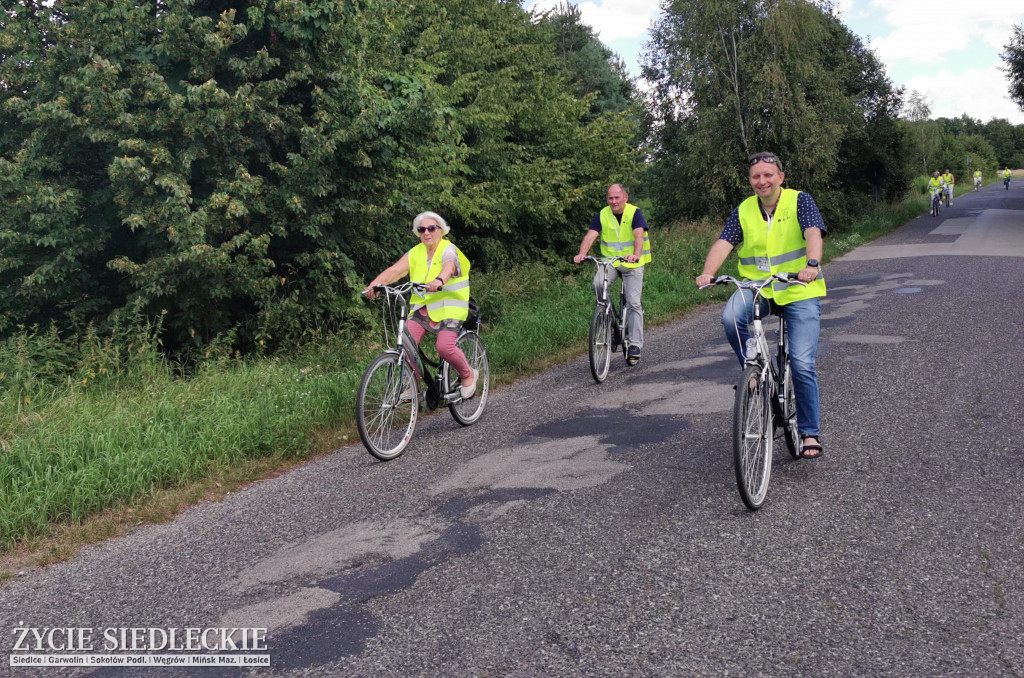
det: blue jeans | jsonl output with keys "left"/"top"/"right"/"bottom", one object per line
{"left": 722, "top": 291, "right": 822, "bottom": 438}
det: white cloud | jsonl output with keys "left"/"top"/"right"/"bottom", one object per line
{"left": 906, "top": 66, "right": 1024, "bottom": 124}
{"left": 527, "top": 0, "right": 660, "bottom": 43}
{"left": 868, "top": 0, "right": 1016, "bottom": 64}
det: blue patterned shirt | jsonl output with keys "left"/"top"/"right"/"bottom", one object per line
{"left": 718, "top": 192, "right": 826, "bottom": 246}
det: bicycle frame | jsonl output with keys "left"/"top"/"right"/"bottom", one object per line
{"left": 586, "top": 256, "right": 629, "bottom": 356}
{"left": 701, "top": 273, "right": 805, "bottom": 509}
{"left": 372, "top": 282, "right": 465, "bottom": 411}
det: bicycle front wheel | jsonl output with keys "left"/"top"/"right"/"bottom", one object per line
{"left": 446, "top": 332, "right": 489, "bottom": 426}
{"left": 588, "top": 304, "right": 612, "bottom": 383}
{"left": 356, "top": 353, "right": 418, "bottom": 461}
{"left": 733, "top": 365, "right": 773, "bottom": 510}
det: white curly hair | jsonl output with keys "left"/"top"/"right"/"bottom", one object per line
{"left": 411, "top": 211, "right": 450, "bottom": 236}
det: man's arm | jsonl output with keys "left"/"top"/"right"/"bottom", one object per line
{"left": 797, "top": 227, "right": 824, "bottom": 283}
{"left": 695, "top": 239, "right": 735, "bottom": 287}
{"left": 573, "top": 230, "right": 600, "bottom": 263}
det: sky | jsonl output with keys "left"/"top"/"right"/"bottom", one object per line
{"left": 525, "top": 0, "right": 1024, "bottom": 124}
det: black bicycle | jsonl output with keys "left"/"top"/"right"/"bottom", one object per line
{"left": 582, "top": 255, "right": 632, "bottom": 383}
{"left": 700, "top": 274, "right": 804, "bottom": 510}
{"left": 357, "top": 282, "right": 489, "bottom": 460}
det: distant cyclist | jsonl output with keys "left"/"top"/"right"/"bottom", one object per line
{"left": 927, "top": 171, "right": 946, "bottom": 206}
{"left": 942, "top": 169, "right": 955, "bottom": 206}
{"left": 973, "top": 169, "right": 982, "bottom": 191}
{"left": 1004, "top": 167, "right": 1013, "bottom": 189}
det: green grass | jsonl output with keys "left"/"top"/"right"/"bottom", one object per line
{"left": 0, "top": 195, "right": 929, "bottom": 551}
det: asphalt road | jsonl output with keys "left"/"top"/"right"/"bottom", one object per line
{"left": 2, "top": 180, "right": 1023, "bottom": 677}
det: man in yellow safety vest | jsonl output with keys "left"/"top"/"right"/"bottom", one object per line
{"left": 695, "top": 152, "right": 826, "bottom": 459}
{"left": 574, "top": 184, "right": 652, "bottom": 365}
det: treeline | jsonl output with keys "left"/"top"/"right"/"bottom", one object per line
{"left": 900, "top": 101, "right": 1024, "bottom": 181}
{"left": 4, "top": 0, "right": 1024, "bottom": 361}
{"left": 1, "top": 0, "right": 639, "bottom": 355}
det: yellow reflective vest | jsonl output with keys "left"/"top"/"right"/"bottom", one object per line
{"left": 599, "top": 204, "right": 651, "bottom": 269}
{"left": 408, "top": 239, "right": 471, "bottom": 322}
{"left": 928, "top": 177, "right": 944, "bottom": 191}
{"left": 736, "top": 189, "right": 826, "bottom": 305}
{"left": 943, "top": 172, "right": 954, "bottom": 185}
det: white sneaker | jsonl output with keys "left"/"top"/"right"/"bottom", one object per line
{"left": 460, "top": 368, "right": 480, "bottom": 400}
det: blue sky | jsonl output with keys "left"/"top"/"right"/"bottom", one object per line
{"left": 526, "top": 0, "right": 1024, "bottom": 124}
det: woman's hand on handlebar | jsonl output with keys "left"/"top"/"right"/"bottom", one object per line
{"left": 695, "top": 273, "right": 715, "bottom": 288}
{"left": 573, "top": 253, "right": 587, "bottom": 264}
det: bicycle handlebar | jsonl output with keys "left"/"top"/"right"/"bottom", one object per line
{"left": 581, "top": 255, "right": 630, "bottom": 264}
{"left": 698, "top": 272, "right": 805, "bottom": 291}
{"left": 363, "top": 281, "right": 430, "bottom": 297}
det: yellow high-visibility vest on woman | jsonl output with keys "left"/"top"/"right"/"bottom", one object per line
{"left": 599, "top": 204, "right": 651, "bottom": 269}
{"left": 736, "top": 188, "right": 826, "bottom": 305}
{"left": 408, "top": 239, "right": 471, "bottom": 322}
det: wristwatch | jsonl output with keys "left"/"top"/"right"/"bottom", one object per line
{"left": 806, "top": 259, "right": 820, "bottom": 268}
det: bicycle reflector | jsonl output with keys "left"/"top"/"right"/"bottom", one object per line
{"left": 745, "top": 338, "right": 759, "bottom": 360}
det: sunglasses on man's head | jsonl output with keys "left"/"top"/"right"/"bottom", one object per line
{"left": 417, "top": 225, "right": 440, "bottom": 234}
{"left": 749, "top": 154, "right": 779, "bottom": 166}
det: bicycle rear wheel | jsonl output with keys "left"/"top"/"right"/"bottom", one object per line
{"left": 588, "top": 304, "right": 612, "bottom": 383}
{"left": 446, "top": 331, "right": 489, "bottom": 426}
{"left": 777, "top": 359, "right": 800, "bottom": 459}
{"left": 356, "top": 353, "right": 418, "bottom": 461}
{"left": 733, "top": 365, "right": 773, "bottom": 510}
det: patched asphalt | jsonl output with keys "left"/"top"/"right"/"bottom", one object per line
{"left": 2, "top": 181, "right": 1023, "bottom": 677}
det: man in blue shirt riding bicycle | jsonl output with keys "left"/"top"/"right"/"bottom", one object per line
{"left": 574, "top": 184, "right": 651, "bottom": 365}
{"left": 695, "top": 153, "right": 826, "bottom": 459}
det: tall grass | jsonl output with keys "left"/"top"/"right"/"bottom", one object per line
{"left": 0, "top": 195, "right": 928, "bottom": 549}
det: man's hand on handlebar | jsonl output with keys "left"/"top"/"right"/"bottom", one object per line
{"left": 695, "top": 273, "right": 715, "bottom": 288}
{"left": 573, "top": 253, "right": 587, "bottom": 264}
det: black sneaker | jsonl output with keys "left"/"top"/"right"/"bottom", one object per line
{"left": 626, "top": 345, "right": 641, "bottom": 364}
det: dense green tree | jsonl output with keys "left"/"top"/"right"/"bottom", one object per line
{"left": 0, "top": 0, "right": 638, "bottom": 353}
{"left": 981, "top": 118, "right": 1021, "bottom": 167}
{"left": 534, "top": 2, "right": 635, "bottom": 120}
{"left": 1002, "top": 24, "right": 1024, "bottom": 111}
{"left": 641, "top": 0, "right": 906, "bottom": 221}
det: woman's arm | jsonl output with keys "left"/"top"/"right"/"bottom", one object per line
{"left": 363, "top": 253, "right": 411, "bottom": 297}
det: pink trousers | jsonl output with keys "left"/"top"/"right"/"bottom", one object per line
{"left": 407, "top": 317, "right": 473, "bottom": 381}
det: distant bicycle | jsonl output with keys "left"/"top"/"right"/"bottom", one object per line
{"left": 357, "top": 282, "right": 489, "bottom": 460}
{"left": 1005, "top": 175, "right": 1012, "bottom": 190}
{"left": 974, "top": 177, "right": 982, "bottom": 192}
{"left": 929, "top": 186, "right": 943, "bottom": 217}
{"left": 700, "top": 273, "right": 805, "bottom": 511}
{"left": 582, "top": 255, "right": 633, "bottom": 383}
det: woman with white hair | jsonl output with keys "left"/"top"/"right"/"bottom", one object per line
{"left": 363, "top": 212, "right": 477, "bottom": 398}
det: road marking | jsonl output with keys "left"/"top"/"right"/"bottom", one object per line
{"left": 837, "top": 209, "right": 1024, "bottom": 260}
{"left": 830, "top": 334, "right": 907, "bottom": 344}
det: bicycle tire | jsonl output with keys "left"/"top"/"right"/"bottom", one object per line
{"left": 446, "top": 332, "right": 490, "bottom": 426}
{"left": 778, "top": 359, "right": 800, "bottom": 459}
{"left": 356, "top": 352, "right": 418, "bottom": 461}
{"left": 733, "top": 365, "right": 773, "bottom": 510}
{"left": 588, "top": 304, "right": 612, "bottom": 383}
